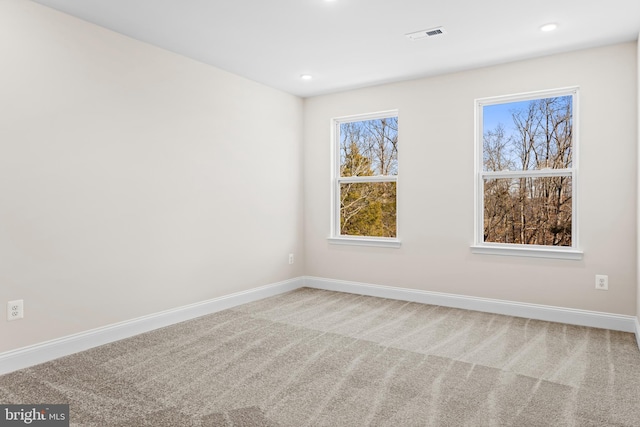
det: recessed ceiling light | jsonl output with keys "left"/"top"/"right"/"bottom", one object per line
{"left": 300, "top": 74, "right": 313, "bottom": 81}
{"left": 540, "top": 23, "right": 558, "bottom": 32}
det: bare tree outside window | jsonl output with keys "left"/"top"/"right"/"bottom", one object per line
{"left": 480, "top": 93, "right": 575, "bottom": 247}
{"left": 336, "top": 115, "right": 398, "bottom": 238}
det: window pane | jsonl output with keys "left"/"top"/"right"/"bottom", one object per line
{"left": 340, "top": 117, "right": 398, "bottom": 177}
{"left": 484, "top": 176, "right": 572, "bottom": 246}
{"left": 483, "top": 96, "right": 573, "bottom": 172}
{"left": 340, "top": 182, "right": 396, "bottom": 237}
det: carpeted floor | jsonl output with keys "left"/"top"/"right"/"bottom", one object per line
{"left": 1, "top": 287, "right": 640, "bottom": 426}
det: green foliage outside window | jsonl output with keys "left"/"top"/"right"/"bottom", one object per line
{"left": 338, "top": 117, "right": 398, "bottom": 238}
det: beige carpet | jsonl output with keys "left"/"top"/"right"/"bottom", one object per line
{"left": 1, "top": 287, "right": 640, "bottom": 426}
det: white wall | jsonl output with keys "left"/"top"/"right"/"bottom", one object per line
{"left": 0, "top": 0, "right": 304, "bottom": 353}
{"left": 304, "top": 42, "right": 638, "bottom": 316}
{"left": 2, "top": 0, "right": 637, "bottom": 358}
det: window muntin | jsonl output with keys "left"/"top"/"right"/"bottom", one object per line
{"left": 332, "top": 112, "right": 398, "bottom": 243}
{"left": 475, "top": 88, "right": 579, "bottom": 257}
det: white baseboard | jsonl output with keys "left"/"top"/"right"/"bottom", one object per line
{"left": 0, "top": 278, "right": 304, "bottom": 375}
{"left": 3, "top": 275, "right": 638, "bottom": 375}
{"left": 303, "top": 276, "right": 638, "bottom": 334}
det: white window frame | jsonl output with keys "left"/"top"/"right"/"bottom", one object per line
{"left": 471, "top": 87, "right": 583, "bottom": 260}
{"left": 328, "top": 110, "right": 401, "bottom": 248}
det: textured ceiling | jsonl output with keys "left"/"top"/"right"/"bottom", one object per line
{"left": 31, "top": 0, "right": 640, "bottom": 97}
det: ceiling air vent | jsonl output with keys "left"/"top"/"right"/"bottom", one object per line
{"left": 405, "top": 26, "right": 447, "bottom": 41}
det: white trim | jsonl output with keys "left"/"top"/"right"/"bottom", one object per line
{"left": 482, "top": 169, "right": 573, "bottom": 179}
{"left": 636, "top": 317, "right": 640, "bottom": 351}
{"left": 303, "top": 276, "right": 636, "bottom": 333}
{"left": 474, "top": 87, "right": 580, "bottom": 257}
{"left": 3, "top": 276, "right": 635, "bottom": 375}
{"left": 470, "top": 244, "right": 583, "bottom": 260}
{"left": 476, "top": 86, "right": 580, "bottom": 106}
{"left": 331, "top": 110, "right": 399, "bottom": 241}
{"left": 339, "top": 175, "right": 398, "bottom": 184}
{"left": 0, "top": 278, "right": 303, "bottom": 375}
{"left": 327, "top": 236, "right": 401, "bottom": 248}
{"left": 333, "top": 109, "right": 400, "bottom": 124}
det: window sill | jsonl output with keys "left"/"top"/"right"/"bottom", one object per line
{"left": 328, "top": 236, "right": 401, "bottom": 248}
{"left": 471, "top": 244, "right": 583, "bottom": 260}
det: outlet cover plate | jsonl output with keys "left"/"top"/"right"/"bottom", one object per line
{"left": 595, "top": 275, "right": 608, "bottom": 290}
{"left": 7, "top": 300, "right": 24, "bottom": 321}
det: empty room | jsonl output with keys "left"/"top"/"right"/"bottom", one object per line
{"left": 1, "top": 0, "right": 639, "bottom": 425}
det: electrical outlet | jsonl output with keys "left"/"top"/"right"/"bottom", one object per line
{"left": 288, "top": 253, "right": 294, "bottom": 265}
{"left": 595, "top": 275, "right": 608, "bottom": 291}
{"left": 7, "top": 300, "right": 24, "bottom": 321}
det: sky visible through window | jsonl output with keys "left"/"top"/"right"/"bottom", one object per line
{"left": 483, "top": 100, "right": 532, "bottom": 136}
{"left": 480, "top": 94, "right": 574, "bottom": 247}
{"left": 482, "top": 95, "right": 573, "bottom": 172}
